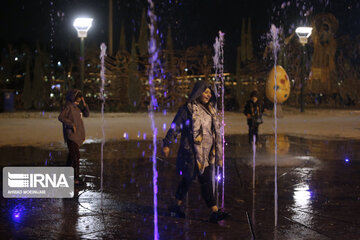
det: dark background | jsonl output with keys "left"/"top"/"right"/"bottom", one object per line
{"left": 1, "top": 0, "right": 360, "bottom": 72}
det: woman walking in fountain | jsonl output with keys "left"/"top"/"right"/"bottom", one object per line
{"left": 244, "top": 90, "right": 263, "bottom": 145}
{"left": 162, "top": 80, "right": 229, "bottom": 223}
{"left": 59, "top": 89, "right": 90, "bottom": 185}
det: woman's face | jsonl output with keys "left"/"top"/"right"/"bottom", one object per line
{"left": 74, "top": 97, "right": 81, "bottom": 105}
{"left": 200, "top": 88, "right": 212, "bottom": 104}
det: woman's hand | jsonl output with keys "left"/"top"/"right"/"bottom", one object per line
{"left": 162, "top": 146, "right": 170, "bottom": 158}
{"left": 81, "top": 97, "right": 87, "bottom": 107}
{"left": 73, "top": 126, "right": 77, "bottom": 133}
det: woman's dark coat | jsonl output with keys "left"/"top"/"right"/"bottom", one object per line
{"left": 58, "top": 89, "right": 90, "bottom": 146}
{"left": 243, "top": 99, "right": 262, "bottom": 128}
{"left": 163, "top": 81, "right": 218, "bottom": 180}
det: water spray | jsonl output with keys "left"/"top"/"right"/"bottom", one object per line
{"left": 147, "top": 0, "right": 160, "bottom": 239}
{"left": 213, "top": 30, "right": 225, "bottom": 208}
{"left": 252, "top": 134, "right": 256, "bottom": 227}
{"left": 270, "top": 24, "right": 280, "bottom": 227}
{"left": 99, "top": 43, "right": 107, "bottom": 204}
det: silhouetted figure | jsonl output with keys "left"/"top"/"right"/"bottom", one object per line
{"left": 58, "top": 89, "right": 89, "bottom": 185}
{"left": 244, "top": 90, "right": 263, "bottom": 145}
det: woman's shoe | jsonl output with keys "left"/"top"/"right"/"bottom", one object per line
{"left": 209, "top": 209, "right": 229, "bottom": 223}
{"left": 168, "top": 205, "right": 185, "bottom": 218}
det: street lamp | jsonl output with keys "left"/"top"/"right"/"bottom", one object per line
{"left": 73, "top": 17, "right": 93, "bottom": 93}
{"left": 295, "top": 26, "right": 312, "bottom": 112}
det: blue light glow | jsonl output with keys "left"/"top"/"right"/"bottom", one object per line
{"left": 12, "top": 205, "right": 25, "bottom": 221}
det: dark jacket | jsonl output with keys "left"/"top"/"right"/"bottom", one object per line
{"left": 58, "top": 89, "right": 90, "bottom": 146}
{"left": 244, "top": 99, "right": 262, "bottom": 127}
{"left": 163, "top": 81, "right": 219, "bottom": 179}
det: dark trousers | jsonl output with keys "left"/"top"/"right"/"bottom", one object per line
{"left": 248, "top": 120, "right": 259, "bottom": 144}
{"left": 175, "top": 165, "right": 216, "bottom": 208}
{"left": 66, "top": 140, "right": 80, "bottom": 180}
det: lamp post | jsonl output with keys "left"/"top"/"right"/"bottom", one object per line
{"left": 73, "top": 17, "right": 93, "bottom": 93}
{"left": 295, "top": 26, "right": 312, "bottom": 113}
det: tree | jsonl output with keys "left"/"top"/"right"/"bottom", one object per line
{"left": 235, "top": 45, "right": 245, "bottom": 108}
{"left": 138, "top": 8, "right": 149, "bottom": 56}
{"left": 127, "top": 36, "right": 141, "bottom": 110}
{"left": 246, "top": 17, "right": 254, "bottom": 61}
{"left": 164, "top": 26, "right": 177, "bottom": 108}
{"left": 22, "top": 50, "right": 33, "bottom": 109}
{"left": 32, "top": 42, "right": 45, "bottom": 110}
{"left": 240, "top": 17, "right": 247, "bottom": 63}
{"left": 118, "top": 22, "right": 127, "bottom": 54}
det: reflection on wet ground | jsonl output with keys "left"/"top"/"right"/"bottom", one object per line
{"left": 0, "top": 134, "right": 359, "bottom": 239}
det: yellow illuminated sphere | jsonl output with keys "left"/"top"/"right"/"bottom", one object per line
{"left": 266, "top": 65, "right": 290, "bottom": 103}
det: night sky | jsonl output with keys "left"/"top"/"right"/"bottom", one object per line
{"left": 1, "top": 0, "right": 360, "bottom": 72}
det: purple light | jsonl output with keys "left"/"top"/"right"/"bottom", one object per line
{"left": 143, "top": 133, "right": 147, "bottom": 140}
{"left": 123, "top": 132, "right": 129, "bottom": 140}
{"left": 12, "top": 205, "right": 25, "bottom": 221}
{"left": 180, "top": 171, "right": 182, "bottom": 175}
{"left": 51, "top": 84, "right": 61, "bottom": 90}
{"left": 345, "top": 158, "right": 349, "bottom": 163}
{"left": 163, "top": 123, "right": 166, "bottom": 131}
{"left": 216, "top": 174, "right": 221, "bottom": 182}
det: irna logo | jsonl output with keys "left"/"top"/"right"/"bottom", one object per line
{"left": 3, "top": 167, "right": 74, "bottom": 198}
{"left": 8, "top": 172, "right": 69, "bottom": 188}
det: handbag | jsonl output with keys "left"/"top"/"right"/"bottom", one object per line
{"left": 256, "top": 115, "right": 263, "bottom": 124}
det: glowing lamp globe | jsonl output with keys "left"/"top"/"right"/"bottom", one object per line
{"left": 73, "top": 18, "right": 93, "bottom": 38}
{"left": 266, "top": 65, "right": 290, "bottom": 104}
{"left": 295, "top": 27, "right": 313, "bottom": 45}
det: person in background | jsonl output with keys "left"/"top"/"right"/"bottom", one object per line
{"left": 162, "top": 80, "right": 229, "bottom": 223}
{"left": 58, "top": 89, "right": 90, "bottom": 185}
{"left": 244, "top": 90, "right": 263, "bottom": 145}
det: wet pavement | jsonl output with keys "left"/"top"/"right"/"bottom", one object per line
{"left": 0, "top": 134, "right": 360, "bottom": 239}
